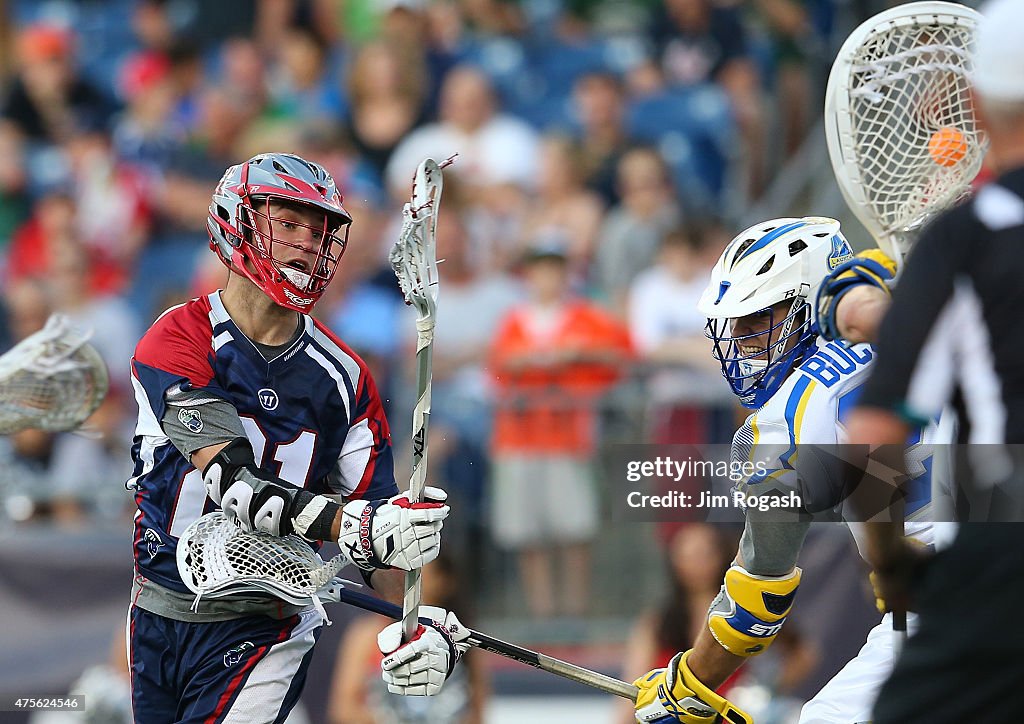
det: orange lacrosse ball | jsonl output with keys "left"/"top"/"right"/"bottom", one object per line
{"left": 928, "top": 127, "right": 968, "bottom": 167}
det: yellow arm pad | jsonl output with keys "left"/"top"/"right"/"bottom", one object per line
{"left": 707, "top": 565, "right": 801, "bottom": 657}
{"left": 633, "top": 650, "right": 751, "bottom": 724}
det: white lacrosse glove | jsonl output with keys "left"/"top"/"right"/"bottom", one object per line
{"left": 203, "top": 439, "right": 339, "bottom": 540}
{"left": 337, "top": 486, "right": 448, "bottom": 572}
{"left": 378, "top": 605, "right": 471, "bottom": 696}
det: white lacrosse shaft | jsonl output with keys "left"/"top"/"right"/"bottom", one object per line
{"left": 390, "top": 157, "right": 451, "bottom": 642}
{"left": 824, "top": 1, "right": 984, "bottom": 265}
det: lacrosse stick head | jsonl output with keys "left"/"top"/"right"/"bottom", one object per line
{"left": 390, "top": 158, "right": 444, "bottom": 325}
{"left": 176, "top": 512, "right": 350, "bottom": 622}
{"left": 825, "top": 1, "right": 985, "bottom": 263}
{"left": 0, "top": 314, "right": 109, "bottom": 434}
{"left": 176, "top": 512, "right": 349, "bottom": 604}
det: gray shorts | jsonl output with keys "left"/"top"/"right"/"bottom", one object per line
{"left": 490, "top": 454, "right": 598, "bottom": 548}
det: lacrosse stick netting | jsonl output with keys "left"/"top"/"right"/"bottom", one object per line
{"left": 389, "top": 155, "right": 453, "bottom": 642}
{"left": 0, "top": 314, "right": 109, "bottom": 434}
{"left": 825, "top": 2, "right": 984, "bottom": 261}
{"left": 176, "top": 511, "right": 351, "bottom": 623}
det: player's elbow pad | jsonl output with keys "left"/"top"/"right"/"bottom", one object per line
{"left": 707, "top": 564, "right": 801, "bottom": 657}
{"left": 203, "top": 438, "right": 257, "bottom": 503}
{"left": 202, "top": 437, "right": 338, "bottom": 540}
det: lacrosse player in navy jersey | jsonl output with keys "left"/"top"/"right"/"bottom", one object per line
{"left": 127, "top": 152, "right": 467, "bottom": 724}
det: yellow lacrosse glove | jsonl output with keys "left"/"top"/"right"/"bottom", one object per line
{"left": 634, "top": 650, "right": 751, "bottom": 724}
{"left": 816, "top": 248, "right": 897, "bottom": 342}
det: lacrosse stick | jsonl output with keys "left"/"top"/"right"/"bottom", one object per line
{"left": 825, "top": 1, "right": 985, "bottom": 264}
{"left": 389, "top": 156, "right": 454, "bottom": 642}
{"left": 0, "top": 314, "right": 109, "bottom": 434}
{"left": 176, "top": 512, "right": 638, "bottom": 700}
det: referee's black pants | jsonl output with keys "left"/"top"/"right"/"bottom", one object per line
{"left": 873, "top": 523, "right": 1024, "bottom": 723}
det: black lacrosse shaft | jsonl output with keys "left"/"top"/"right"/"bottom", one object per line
{"left": 337, "top": 587, "right": 638, "bottom": 700}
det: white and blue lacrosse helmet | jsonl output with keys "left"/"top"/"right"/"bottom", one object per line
{"left": 697, "top": 217, "right": 854, "bottom": 408}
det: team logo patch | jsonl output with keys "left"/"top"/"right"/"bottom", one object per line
{"left": 258, "top": 388, "right": 279, "bottom": 411}
{"left": 177, "top": 409, "right": 204, "bottom": 434}
{"left": 827, "top": 234, "right": 854, "bottom": 270}
{"left": 223, "top": 641, "right": 255, "bottom": 668}
{"left": 144, "top": 529, "right": 163, "bottom": 558}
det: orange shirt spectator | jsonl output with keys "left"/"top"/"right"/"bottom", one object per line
{"left": 489, "top": 248, "right": 632, "bottom": 454}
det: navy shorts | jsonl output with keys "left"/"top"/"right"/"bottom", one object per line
{"left": 129, "top": 606, "right": 321, "bottom": 724}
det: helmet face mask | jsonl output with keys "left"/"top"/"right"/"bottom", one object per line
{"left": 706, "top": 299, "right": 812, "bottom": 408}
{"left": 697, "top": 216, "right": 852, "bottom": 409}
{"left": 208, "top": 152, "right": 353, "bottom": 312}
{"left": 239, "top": 195, "right": 348, "bottom": 297}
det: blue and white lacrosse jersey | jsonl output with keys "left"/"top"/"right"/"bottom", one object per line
{"left": 128, "top": 291, "right": 398, "bottom": 594}
{"left": 732, "top": 336, "right": 945, "bottom": 724}
{"left": 733, "top": 337, "right": 934, "bottom": 547}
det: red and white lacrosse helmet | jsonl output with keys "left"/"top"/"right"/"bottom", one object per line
{"left": 207, "top": 152, "right": 353, "bottom": 312}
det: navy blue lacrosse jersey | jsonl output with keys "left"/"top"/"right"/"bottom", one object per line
{"left": 128, "top": 291, "right": 398, "bottom": 593}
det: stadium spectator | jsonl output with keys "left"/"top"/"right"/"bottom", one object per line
{"left": 216, "top": 38, "right": 269, "bottom": 124}
{"left": 324, "top": 195, "right": 404, "bottom": 390}
{"left": 651, "top": 0, "right": 766, "bottom": 196}
{"left": 112, "top": 51, "right": 186, "bottom": 174}
{"left": 594, "top": 146, "right": 682, "bottom": 312}
{"left": 267, "top": 25, "right": 345, "bottom": 124}
{"left": 411, "top": 208, "right": 520, "bottom": 448}
{"left": 385, "top": 65, "right": 540, "bottom": 199}
{"left": 156, "top": 85, "right": 255, "bottom": 235}
{"left": 518, "top": 134, "right": 606, "bottom": 278}
{"left": 752, "top": 0, "right": 822, "bottom": 160}
{"left": 571, "top": 71, "right": 635, "bottom": 206}
{"left": 6, "top": 188, "right": 77, "bottom": 287}
{"left": 131, "top": 0, "right": 178, "bottom": 54}
{"left": 344, "top": 40, "right": 428, "bottom": 180}
{"left": 1, "top": 24, "right": 114, "bottom": 145}
{"left": 65, "top": 129, "right": 153, "bottom": 282}
{"left": 8, "top": 136, "right": 147, "bottom": 299}
{"left": 627, "top": 222, "right": 733, "bottom": 445}
{"left": 488, "top": 243, "right": 632, "bottom": 617}
{"left": 157, "top": 41, "right": 205, "bottom": 137}
{"left": 0, "top": 279, "right": 56, "bottom": 521}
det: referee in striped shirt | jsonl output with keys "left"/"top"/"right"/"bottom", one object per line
{"left": 844, "top": 1, "right": 1024, "bottom": 721}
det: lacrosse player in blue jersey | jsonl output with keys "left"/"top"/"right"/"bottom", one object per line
{"left": 127, "top": 153, "right": 468, "bottom": 723}
{"left": 632, "top": 217, "right": 935, "bottom": 724}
